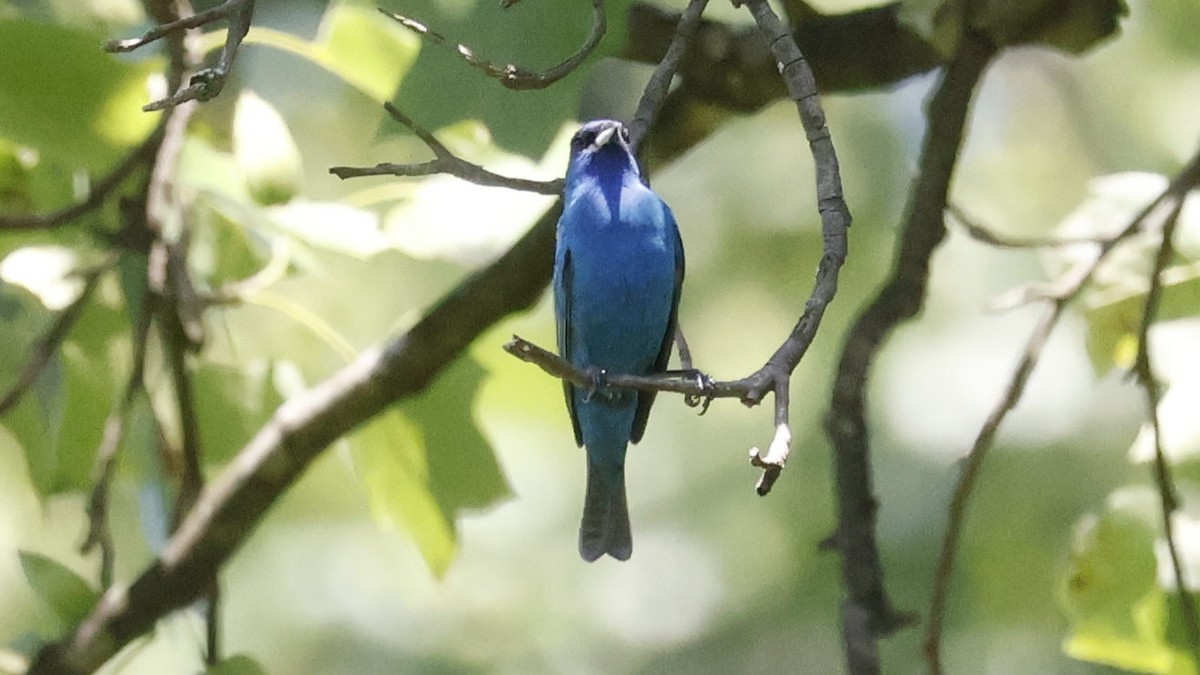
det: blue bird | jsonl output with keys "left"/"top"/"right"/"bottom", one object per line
{"left": 553, "top": 120, "right": 684, "bottom": 562}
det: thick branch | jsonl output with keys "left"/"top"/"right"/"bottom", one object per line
{"left": 625, "top": 2, "right": 939, "bottom": 111}
{"left": 824, "top": 28, "right": 997, "bottom": 675}
{"left": 26, "top": 195, "right": 562, "bottom": 675}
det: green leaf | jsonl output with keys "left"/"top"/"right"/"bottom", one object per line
{"left": 18, "top": 551, "right": 99, "bottom": 629}
{"left": 0, "top": 19, "right": 159, "bottom": 170}
{"left": 233, "top": 91, "right": 303, "bottom": 206}
{"left": 352, "top": 407, "right": 457, "bottom": 576}
{"left": 266, "top": 201, "right": 389, "bottom": 260}
{"left": 1060, "top": 487, "right": 1173, "bottom": 672}
{"left": 201, "top": 654, "right": 269, "bottom": 675}
{"left": 350, "top": 357, "right": 509, "bottom": 576}
{"left": 191, "top": 361, "right": 284, "bottom": 466}
{"left": 403, "top": 357, "right": 509, "bottom": 517}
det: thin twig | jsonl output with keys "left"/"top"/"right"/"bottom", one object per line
{"left": 0, "top": 264, "right": 111, "bottom": 416}
{"left": 947, "top": 203, "right": 1102, "bottom": 249}
{"left": 1133, "top": 196, "right": 1200, "bottom": 664}
{"left": 81, "top": 299, "right": 152, "bottom": 589}
{"left": 923, "top": 150, "right": 1200, "bottom": 673}
{"left": 382, "top": 0, "right": 605, "bottom": 91}
{"left": 627, "top": 0, "right": 710, "bottom": 152}
{"left": 0, "top": 125, "right": 165, "bottom": 230}
{"left": 330, "top": 103, "right": 563, "bottom": 194}
{"left": 108, "top": 0, "right": 255, "bottom": 111}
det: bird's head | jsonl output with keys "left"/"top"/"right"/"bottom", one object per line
{"left": 565, "top": 119, "right": 639, "bottom": 184}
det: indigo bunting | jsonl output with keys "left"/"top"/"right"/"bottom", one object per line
{"left": 553, "top": 120, "right": 684, "bottom": 561}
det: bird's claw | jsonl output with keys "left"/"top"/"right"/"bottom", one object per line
{"left": 581, "top": 368, "right": 610, "bottom": 403}
{"left": 682, "top": 369, "right": 716, "bottom": 415}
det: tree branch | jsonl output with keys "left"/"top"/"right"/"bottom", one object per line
{"left": 0, "top": 263, "right": 110, "bottom": 415}
{"left": 330, "top": 103, "right": 563, "bottom": 194}
{"left": 825, "top": 27, "right": 998, "bottom": 675}
{"left": 1131, "top": 193, "right": 1200, "bottom": 669}
{"left": 382, "top": 0, "right": 605, "bottom": 91}
{"left": 923, "top": 143, "right": 1200, "bottom": 674}
{"left": 107, "top": 0, "right": 255, "bottom": 111}
{"left": 0, "top": 125, "right": 164, "bottom": 231}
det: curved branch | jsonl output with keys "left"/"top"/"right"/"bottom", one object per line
{"left": 382, "top": 0, "right": 605, "bottom": 91}
{"left": 727, "top": 0, "right": 851, "bottom": 492}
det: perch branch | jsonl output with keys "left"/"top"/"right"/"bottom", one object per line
{"left": 923, "top": 148, "right": 1200, "bottom": 673}
{"left": 382, "top": 0, "right": 605, "bottom": 91}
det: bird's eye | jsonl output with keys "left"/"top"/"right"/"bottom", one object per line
{"left": 571, "top": 130, "right": 594, "bottom": 151}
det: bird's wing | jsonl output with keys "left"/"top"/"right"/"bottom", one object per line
{"left": 630, "top": 204, "right": 685, "bottom": 444}
{"left": 555, "top": 243, "right": 585, "bottom": 447}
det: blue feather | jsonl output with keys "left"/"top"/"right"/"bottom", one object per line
{"left": 553, "top": 120, "right": 684, "bottom": 562}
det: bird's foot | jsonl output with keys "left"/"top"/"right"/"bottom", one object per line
{"left": 681, "top": 369, "right": 716, "bottom": 415}
{"left": 581, "top": 368, "right": 611, "bottom": 403}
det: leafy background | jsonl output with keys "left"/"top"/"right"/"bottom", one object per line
{"left": 1, "top": 0, "right": 1200, "bottom": 673}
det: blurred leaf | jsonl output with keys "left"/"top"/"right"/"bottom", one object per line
{"left": 266, "top": 201, "right": 389, "bottom": 260}
{"left": 384, "top": 121, "right": 565, "bottom": 265}
{"left": 401, "top": 356, "right": 509, "bottom": 516}
{"left": 351, "top": 357, "right": 508, "bottom": 576}
{"left": 1061, "top": 488, "right": 1174, "bottom": 672}
{"left": 201, "top": 653, "right": 269, "bottom": 675}
{"left": 18, "top": 551, "right": 99, "bottom": 629}
{"left": 191, "top": 361, "right": 284, "bottom": 465}
{"left": 0, "top": 246, "right": 85, "bottom": 310}
{"left": 352, "top": 407, "right": 456, "bottom": 576}
{"left": 1046, "top": 173, "right": 1200, "bottom": 374}
{"left": 0, "top": 20, "right": 159, "bottom": 171}
{"left": 233, "top": 91, "right": 303, "bottom": 206}
{"left": 206, "top": 4, "right": 419, "bottom": 103}
{"left": 0, "top": 138, "right": 32, "bottom": 213}
{"left": 932, "top": 0, "right": 1125, "bottom": 55}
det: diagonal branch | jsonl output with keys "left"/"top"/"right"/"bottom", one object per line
{"left": 923, "top": 148, "right": 1200, "bottom": 674}
{"left": 330, "top": 103, "right": 562, "bottom": 194}
{"left": 0, "top": 263, "right": 111, "bottom": 416}
{"left": 382, "top": 0, "right": 605, "bottom": 91}
{"left": 0, "top": 125, "right": 165, "bottom": 230}
{"left": 1132, "top": 194, "right": 1200, "bottom": 668}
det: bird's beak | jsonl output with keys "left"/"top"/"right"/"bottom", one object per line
{"left": 593, "top": 125, "right": 618, "bottom": 148}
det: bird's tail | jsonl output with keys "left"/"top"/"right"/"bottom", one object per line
{"left": 579, "top": 461, "right": 631, "bottom": 561}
